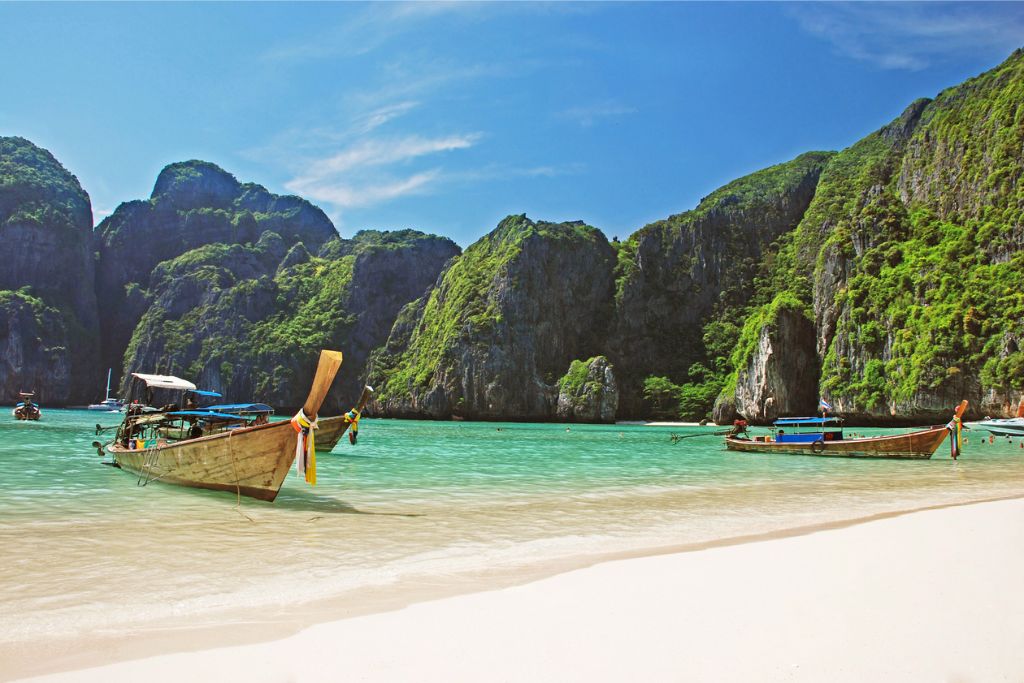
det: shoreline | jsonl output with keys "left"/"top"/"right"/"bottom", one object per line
{"left": 9, "top": 491, "right": 1024, "bottom": 682}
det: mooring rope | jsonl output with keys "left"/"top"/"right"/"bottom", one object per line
{"left": 226, "top": 429, "right": 254, "bottom": 523}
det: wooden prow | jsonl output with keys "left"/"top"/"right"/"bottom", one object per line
{"left": 954, "top": 399, "right": 968, "bottom": 420}
{"left": 354, "top": 385, "right": 374, "bottom": 413}
{"left": 301, "top": 350, "right": 343, "bottom": 418}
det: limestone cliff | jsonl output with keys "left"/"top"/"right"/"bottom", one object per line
{"left": 0, "top": 137, "right": 99, "bottom": 403}
{"left": 94, "top": 160, "right": 338, "bottom": 386}
{"left": 713, "top": 295, "right": 818, "bottom": 424}
{"left": 609, "top": 152, "right": 833, "bottom": 418}
{"left": 121, "top": 229, "right": 458, "bottom": 412}
{"left": 715, "top": 50, "right": 1024, "bottom": 424}
{"left": 368, "top": 215, "right": 616, "bottom": 420}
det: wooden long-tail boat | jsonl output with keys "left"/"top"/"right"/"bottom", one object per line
{"left": 99, "top": 351, "right": 373, "bottom": 501}
{"left": 13, "top": 392, "right": 41, "bottom": 420}
{"left": 725, "top": 400, "right": 968, "bottom": 460}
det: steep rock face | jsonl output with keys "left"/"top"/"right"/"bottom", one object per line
{"left": 555, "top": 356, "right": 619, "bottom": 423}
{"left": 0, "top": 137, "right": 99, "bottom": 403}
{"left": 793, "top": 50, "right": 1024, "bottom": 423}
{"left": 610, "top": 152, "right": 833, "bottom": 418}
{"left": 121, "top": 229, "right": 458, "bottom": 412}
{"left": 369, "top": 215, "right": 615, "bottom": 420}
{"left": 0, "top": 290, "right": 71, "bottom": 403}
{"left": 94, "top": 160, "right": 338, "bottom": 383}
{"left": 714, "top": 301, "right": 818, "bottom": 424}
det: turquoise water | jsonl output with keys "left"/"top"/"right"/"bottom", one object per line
{"left": 3, "top": 409, "right": 1024, "bottom": 648}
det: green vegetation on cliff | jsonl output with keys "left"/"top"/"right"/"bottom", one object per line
{"left": 123, "top": 228, "right": 455, "bottom": 410}
{"left": 0, "top": 137, "right": 91, "bottom": 232}
{"left": 715, "top": 50, "right": 1024, "bottom": 420}
{"left": 373, "top": 215, "right": 610, "bottom": 404}
{"left": 370, "top": 214, "right": 615, "bottom": 419}
{"left": 0, "top": 136, "right": 99, "bottom": 402}
{"left": 612, "top": 151, "right": 834, "bottom": 420}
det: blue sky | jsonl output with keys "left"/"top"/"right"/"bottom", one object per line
{"left": 1, "top": 2, "right": 1021, "bottom": 246}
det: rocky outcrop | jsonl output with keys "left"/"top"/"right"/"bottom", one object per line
{"left": 556, "top": 356, "right": 619, "bottom": 423}
{"left": 369, "top": 215, "right": 615, "bottom": 420}
{"left": 121, "top": 229, "right": 458, "bottom": 412}
{"left": 94, "top": 160, "right": 338, "bottom": 385}
{"left": 714, "top": 300, "right": 818, "bottom": 424}
{"left": 0, "top": 137, "right": 99, "bottom": 403}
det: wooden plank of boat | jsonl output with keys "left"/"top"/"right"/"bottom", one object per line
{"left": 109, "top": 351, "right": 367, "bottom": 502}
{"left": 725, "top": 400, "right": 968, "bottom": 460}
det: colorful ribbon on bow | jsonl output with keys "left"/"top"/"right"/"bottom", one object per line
{"left": 946, "top": 413, "right": 962, "bottom": 460}
{"left": 291, "top": 408, "right": 318, "bottom": 485}
{"left": 344, "top": 408, "right": 360, "bottom": 445}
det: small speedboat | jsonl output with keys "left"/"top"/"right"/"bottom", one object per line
{"left": 973, "top": 418, "right": 1024, "bottom": 437}
{"left": 972, "top": 400, "right": 1024, "bottom": 437}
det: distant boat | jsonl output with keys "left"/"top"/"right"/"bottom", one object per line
{"left": 972, "top": 399, "right": 1024, "bottom": 437}
{"left": 725, "top": 400, "right": 968, "bottom": 459}
{"left": 13, "top": 392, "right": 41, "bottom": 421}
{"left": 87, "top": 369, "right": 125, "bottom": 412}
{"left": 93, "top": 350, "right": 372, "bottom": 502}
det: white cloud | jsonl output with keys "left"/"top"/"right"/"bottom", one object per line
{"left": 791, "top": 3, "right": 1024, "bottom": 71}
{"left": 261, "top": 2, "right": 487, "bottom": 64}
{"left": 290, "top": 133, "right": 481, "bottom": 184}
{"left": 283, "top": 132, "right": 481, "bottom": 212}
{"left": 289, "top": 169, "right": 442, "bottom": 210}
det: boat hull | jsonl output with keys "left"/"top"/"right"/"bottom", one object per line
{"left": 971, "top": 418, "right": 1024, "bottom": 437}
{"left": 725, "top": 425, "right": 951, "bottom": 459}
{"left": 110, "top": 415, "right": 352, "bottom": 501}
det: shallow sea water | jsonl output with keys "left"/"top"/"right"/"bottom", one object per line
{"left": 2, "top": 409, "right": 1024, "bottom": 646}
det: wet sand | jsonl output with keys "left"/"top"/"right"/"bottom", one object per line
{"left": 14, "top": 496, "right": 1024, "bottom": 682}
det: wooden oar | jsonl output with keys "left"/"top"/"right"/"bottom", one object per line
{"left": 301, "top": 350, "right": 343, "bottom": 419}
{"left": 670, "top": 429, "right": 732, "bottom": 444}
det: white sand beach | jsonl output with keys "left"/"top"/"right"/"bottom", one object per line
{"left": 17, "top": 497, "right": 1024, "bottom": 683}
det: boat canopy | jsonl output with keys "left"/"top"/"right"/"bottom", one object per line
{"left": 205, "top": 403, "right": 273, "bottom": 414}
{"left": 189, "top": 389, "right": 223, "bottom": 398}
{"left": 166, "top": 410, "right": 249, "bottom": 421}
{"left": 773, "top": 416, "right": 843, "bottom": 427}
{"left": 131, "top": 373, "right": 197, "bottom": 391}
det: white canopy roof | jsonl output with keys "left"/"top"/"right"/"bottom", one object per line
{"left": 131, "top": 373, "right": 197, "bottom": 391}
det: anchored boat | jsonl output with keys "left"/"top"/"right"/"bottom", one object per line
{"left": 725, "top": 400, "right": 968, "bottom": 459}
{"left": 87, "top": 368, "right": 125, "bottom": 412}
{"left": 13, "top": 392, "right": 41, "bottom": 421}
{"left": 971, "top": 399, "right": 1024, "bottom": 438}
{"left": 95, "top": 350, "right": 373, "bottom": 501}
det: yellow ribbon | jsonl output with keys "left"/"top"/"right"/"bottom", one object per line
{"left": 291, "top": 409, "right": 318, "bottom": 486}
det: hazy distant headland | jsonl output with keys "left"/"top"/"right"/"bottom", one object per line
{"left": 2, "top": 49, "right": 1022, "bottom": 425}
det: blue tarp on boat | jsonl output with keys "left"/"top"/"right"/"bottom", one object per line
{"left": 166, "top": 410, "right": 249, "bottom": 421}
{"left": 205, "top": 403, "right": 274, "bottom": 414}
{"left": 773, "top": 417, "right": 843, "bottom": 426}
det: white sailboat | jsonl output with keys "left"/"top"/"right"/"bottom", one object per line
{"left": 87, "top": 369, "right": 125, "bottom": 412}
